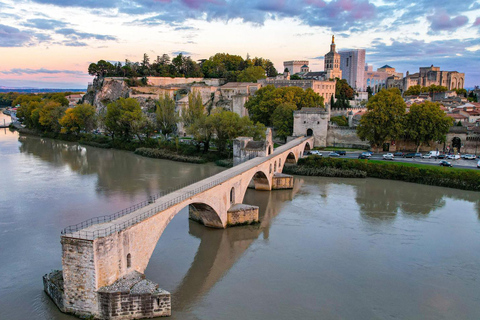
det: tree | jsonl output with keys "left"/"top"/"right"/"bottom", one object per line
{"left": 271, "top": 102, "right": 297, "bottom": 142}
{"left": 290, "top": 74, "right": 302, "bottom": 80}
{"left": 366, "top": 86, "right": 373, "bottom": 99}
{"left": 39, "top": 101, "right": 67, "bottom": 133}
{"left": 104, "top": 98, "right": 145, "bottom": 141}
{"left": 155, "top": 93, "right": 177, "bottom": 135}
{"left": 335, "top": 78, "right": 355, "bottom": 100}
{"left": 405, "top": 101, "right": 453, "bottom": 153}
{"left": 245, "top": 85, "right": 324, "bottom": 126}
{"left": 455, "top": 88, "right": 467, "bottom": 97}
{"left": 357, "top": 88, "right": 406, "bottom": 151}
{"left": 59, "top": 103, "right": 97, "bottom": 134}
{"left": 207, "top": 109, "right": 266, "bottom": 153}
{"left": 183, "top": 91, "right": 211, "bottom": 152}
{"left": 237, "top": 66, "right": 266, "bottom": 82}
{"left": 404, "top": 85, "right": 423, "bottom": 96}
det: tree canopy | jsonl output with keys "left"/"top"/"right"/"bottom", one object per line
{"left": 404, "top": 101, "right": 453, "bottom": 152}
{"left": 271, "top": 102, "right": 297, "bottom": 142}
{"left": 245, "top": 85, "right": 324, "bottom": 126}
{"left": 404, "top": 84, "right": 448, "bottom": 96}
{"left": 357, "top": 88, "right": 406, "bottom": 150}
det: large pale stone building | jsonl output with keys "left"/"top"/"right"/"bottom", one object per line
{"left": 339, "top": 49, "right": 365, "bottom": 90}
{"left": 403, "top": 65, "right": 465, "bottom": 91}
{"left": 283, "top": 60, "right": 309, "bottom": 75}
{"left": 324, "top": 36, "right": 342, "bottom": 80}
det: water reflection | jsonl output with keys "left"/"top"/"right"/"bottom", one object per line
{"left": 151, "top": 180, "right": 304, "bottom": 311}
{"left": 17, "top": 134, "right": 223, "bottom": 200}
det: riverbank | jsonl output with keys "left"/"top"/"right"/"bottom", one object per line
{"left": 10, "top": 126, "right": 228, "bottom": 165}
{"left": 286, "top": 156, "right": 480, "bottom": 191}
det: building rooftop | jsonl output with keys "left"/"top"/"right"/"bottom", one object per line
{"left": 379, "top": 65, "right": 393, "bottom": 69}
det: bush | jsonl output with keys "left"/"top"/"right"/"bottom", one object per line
{"left": 134, "top": 148, "right": 206, "bottom": 164}
{"left": 283, "top": 164, "right": 366, "bottom": 178}
{"left": 215, "top": 159, "right": 233, "bottom": 168}
{"left": 295, "top": 156, "right": 480, "bottom": 191}
{"left": 79, "top": 141, "right": 112, "bottom": 149}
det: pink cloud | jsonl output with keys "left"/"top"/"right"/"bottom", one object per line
{"left": 474, "top": 17, "right": 480, "bottom": 26}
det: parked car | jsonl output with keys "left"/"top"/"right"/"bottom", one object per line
{"left": 311, "top": 150, "right": 322, "bottom": 156}
{"left": 358, "top": 154, "right": 369, "bottom": 159}
{"left": 422, "top": 153, "right": 432, "bottom": 159}
{"left": 437, "top": 154, "right": 446, "bottom": 159}
{"left": 329, "top": 152, "right": 340, "bottom": 157}
{"left": 336, "top": 150, "right": 346, "bottom": 156}
{"left": 405, "top": 153, "right": 416, "bottom": 158}
{"left": 383, "top": 153, "right": 395, "bottom": 160}
{"left": 464, "top": 154, "right": 476, "bottom": 160}
{"left": 394, "top": 152, "right": 404, "bottom": 157}
{"left": 415, "top": 153, "right": 422, "bottom": 157}
{"left": 477, "top": 160, "right": 480, "bottom": 168}
{"left": 446, "top": 154, "right": 460, "bottom": 160}
{"left": 360, "top": 152, "right": 372, "bottom": 158}
{"left": 439, "top": 160, "right": 453, "bottom": 167}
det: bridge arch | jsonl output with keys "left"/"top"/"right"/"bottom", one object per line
{"left": 245, "top": 169, "right": 271, "bottom": 193}
{"left": 285, "top": 151, "right": 297, "bottom": 164}
{"left": 188, "top": 202, "right": 224, "bottom": 228}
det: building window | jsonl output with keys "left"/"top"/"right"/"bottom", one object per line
{"left": 127, "top": 253, "right": 131, "bottom": 268}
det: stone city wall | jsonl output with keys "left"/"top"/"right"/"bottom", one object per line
{"left": 326, "top": 126, "right": 369, "bottom": 149}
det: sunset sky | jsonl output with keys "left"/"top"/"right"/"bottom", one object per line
{"left": 1, "top": 0, "right": 480, "bottom": 89}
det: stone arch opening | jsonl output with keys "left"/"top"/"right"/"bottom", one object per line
{"left": 248, "top": 170, "right": 271, "bottom": 191}
{"left": 189, "top": 203, "right": 223, "bottom": 228}
{"left": 127, "top": 253, "right": 131, "bottom": 268}
{"left": 268, "top": 146, "right": 272, "bottom": 155}
{"left": 279, "top": 158, "right": 281, "bottom": 169}
{"left": 306, "top": 128, "right": 313, "bottom": 136}
{"left": 269, "top": 163, "right": 272, "bottom": 174}
{"left": 230, "top": 187, "right": 235, "bottom": 204}
{"left": 274, "top": 161, "right": 277, "bottom": 172}
{"left": 452, "top": 136, "right": 461, "bottom": 153}
{"left": 286, "top": 152, "right": 297, "bottom": 164}
{"left": 304, "top": 141, "right": 312, "bottom": 153}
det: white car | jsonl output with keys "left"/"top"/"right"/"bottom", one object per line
{"left": 477, "top": 160, "right": 480, "bottom": 168}
{"left": 311, "top": 150, "right": 322, "bottom": 156}
{"left": 383, "top": 153, "right": 394, "bottom": 160}
{"left": 446, "top": 154, "right": 460, "bottom": 160}
{"left": 422, "top": 154, "right": 432, "bottom": 159}
{"left": 464, "top": 154, "right": 476, "bottom": 160}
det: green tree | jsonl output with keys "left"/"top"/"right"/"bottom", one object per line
{"left": 366, "top": 86, "right": 373, "bottom": 99}
{"left": 237, "top": 66, "right": 266, "bottom": 82}
{"left": 335, "top": 78, "right": 355, "bottom": 100}
{"left": 207, "top": 109, "right": 266, "bottom": 153}
{"left": 155, "top": 93, "right": 178, "bottom": 135}
{"left": 290, "top": 74, "right": 302, "bottom": 80}
{"left": 455, "top": 88, "right": 467, "bottom": 97}
{"left": 59, "top": 103, "right": 97, "bottom": 134}
{"left": 404, "top": 85, "right": 423, "bottom": 96}
{"left": 357, "top": 88, "right": 406, "bottom": 151}
{"left": 39, "top": 101, "right": 67, "bottom": 133}
{"left": 405, "top": 101, "right": 453, "bottom": 153}
{"left": 271, "top": 102, "right": 297, "bottom": 142}
{"left": 104, "top": 98, "right": 145, "bottom": 141}
{"left": 245, "top": 85, "right": 324, "bottom": 126}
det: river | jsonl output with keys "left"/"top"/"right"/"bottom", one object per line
{"left": 1, "top": 112, "right": 480, "bottom": 320}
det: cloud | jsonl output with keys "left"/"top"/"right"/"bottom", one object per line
{"left": 56, "top": 28, "right": 117, "bottom": 40}
{"left": 0, "top": 24, "right": 32, "bottom": 47}
{"left": 22, "top": 18, "right": 68, "bottom": 30}
{"left": 427, "top": 11, "right": 468, "bottom": 32}
{"left": 0, "top": 68, "right": 87, "bottom": 75}
{"left": 474, "top": 17, "right": 480, "bottom": 26}
{"left": 172, "top": 51, "right": 193, "bottom": 56}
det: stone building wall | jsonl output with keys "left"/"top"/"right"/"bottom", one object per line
{"left": 293, "top": 108, "right": 329, "bottom": 147}
{"left": 326, "top": 126, "right": 369, "bottom": 149}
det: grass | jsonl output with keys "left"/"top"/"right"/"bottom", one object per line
{"left": 366, "top": 159, "right": 477, "bottom": 172}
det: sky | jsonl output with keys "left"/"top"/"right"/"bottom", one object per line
{"left": 1, "top": 0, "right": 480, "bottom": 89}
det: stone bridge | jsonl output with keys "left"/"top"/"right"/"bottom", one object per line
{"left": 44, "top": 136, "right": 313, "bottom": 320}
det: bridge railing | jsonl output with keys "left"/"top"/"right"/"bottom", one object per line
{"left": 61, "top": 175, "right": 232, "bottom": 240}
{"left": 61, "top": 136, "right": 312, "bottom": 240}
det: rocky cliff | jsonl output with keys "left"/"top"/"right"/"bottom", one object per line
{"left": 82, "top": 78, "right": 132, "bottom": 112}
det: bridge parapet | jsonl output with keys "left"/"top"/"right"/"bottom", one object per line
{"left": 61, "top": 135, "right": 313, "bottom": 240}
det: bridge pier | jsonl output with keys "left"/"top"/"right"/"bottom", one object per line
{"left": 272, "top": 173, "right": 294, "bottom": 190}
{"left": 227, "top": 204, "right": 259, "bottom": 226}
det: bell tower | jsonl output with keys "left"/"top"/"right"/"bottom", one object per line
{"left": 324, "top": 35, "right": 342, "bottom": 80}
